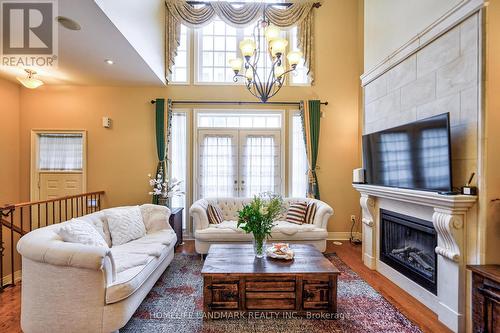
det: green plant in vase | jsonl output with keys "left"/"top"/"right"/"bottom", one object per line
{"left": 237, "top": 193, "right": 284, "bottom": 258}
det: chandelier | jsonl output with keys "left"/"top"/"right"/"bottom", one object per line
{"left": 229, "top": 18, "right": 302, "bottom": 103}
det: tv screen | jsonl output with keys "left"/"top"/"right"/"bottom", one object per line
{"left": 362, "top": 113, "right": 452, "bottom": 192}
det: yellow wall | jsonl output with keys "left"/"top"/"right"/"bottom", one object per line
{"left": 0, "top": 78, "right": 20, "bottom": 205}
{"left": 485, "top": 1, "right": 500, "bottom": 264}
{"left": 17, "top": 0, "right": 363, "bottom": 234}
{"left": 364, "top": 0, "right": 462, "bottom": 69}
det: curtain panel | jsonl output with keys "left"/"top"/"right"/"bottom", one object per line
{"left": 153, "top": 98, "right": 173, "bottom": 204}
{"left": 165, "top": 0, "right": 318, "bottom": 84}
{"left": 300, "top": 100, "right": 321, "bottom": 199}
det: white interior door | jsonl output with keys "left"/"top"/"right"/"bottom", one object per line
{"left": 239, "top": 130, "right": 281, "bottom": 197}
{"left": 31, "top": 131, "right": 86, "bottom": 201}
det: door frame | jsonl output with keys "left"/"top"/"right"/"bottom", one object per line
{"left": 30, "top": 129, "right": 88, "bottom": 201}
{"left": 193, "top": 108, "right": 286, "bottom": 200}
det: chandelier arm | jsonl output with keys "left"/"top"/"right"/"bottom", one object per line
{"left": 246, "top": 61, "right": 266, "bottom": 99}
{"left": 266, "top": 80, "right": 284, "bottom": 100}
{"left": 264, "top": 56, "right": 281, "bottom": 98}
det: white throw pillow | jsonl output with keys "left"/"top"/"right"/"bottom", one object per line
{"left": 140, "top": 204, "right": 169, "bottom": 233}
{"left": 57, "top": 220, "right": 109, "bottom": 247}
{"left": 105, "top": 206, "right": 146, "bottom": 246}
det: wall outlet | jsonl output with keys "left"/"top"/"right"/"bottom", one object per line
{"left": 350, "top": 215, "right": 356, "bottom": 222}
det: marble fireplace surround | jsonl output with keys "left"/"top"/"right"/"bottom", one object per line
{"left": 357, "top": 0, "right": 485, "bottom": 332}
{"left": 353, "top": 184, "right": 477, "bottom": 332}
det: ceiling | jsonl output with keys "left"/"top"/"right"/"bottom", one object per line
{"left": 0, "top": 0, "right": 166, "bottom": 86}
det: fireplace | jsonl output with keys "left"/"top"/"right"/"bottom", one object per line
{"left": 380, "top": 209, "right": 438, "bottom": 294}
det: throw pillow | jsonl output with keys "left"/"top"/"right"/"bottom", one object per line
{"left": 105, "top": 206, "right": 146, "bottom": 246}
{"left": 57, "top": 219, "right": 109, "bottom": 247}
{"left": 304, "top": 202, "right": 317, "bottom": 224}
{"left": 207, "top": 204, "right": 224, "bottom": 224}
{"left": 286, "top": 202, "right": 308, "bottom": 225}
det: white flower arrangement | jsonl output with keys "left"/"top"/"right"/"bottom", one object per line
{"left": 147, "top": 170, "right": 184, "bottom": 199}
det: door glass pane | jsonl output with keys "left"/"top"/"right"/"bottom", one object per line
{"left": 241, "top": 134, "right": 280, "bottom": 196}
{"left": 38, "top": 134, "right": 83, "bottom": 171}
{"left": 199, "top": 135, "right": 236, "bottom": 198}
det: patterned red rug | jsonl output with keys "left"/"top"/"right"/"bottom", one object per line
{"left": 122, "top": 253, "right": 423, "bottom": 333}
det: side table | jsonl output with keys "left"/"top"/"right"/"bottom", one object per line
{"left": 169, "top": 207, "right": 184, "bottom": 248}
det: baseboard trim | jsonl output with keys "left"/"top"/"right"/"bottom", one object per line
{"left": 327, "top": 232, "right": 362, "bottom": 240}
{"left": 2, "top": 270, "right": 22, "bottom": 286}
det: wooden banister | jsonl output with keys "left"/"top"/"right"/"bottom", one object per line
{"left": 0, "top": 190, "right": 105, "bottom": 291}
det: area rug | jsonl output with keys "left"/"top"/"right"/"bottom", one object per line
{"left": 122, "top": 253, "right": 423, "bottom": 333}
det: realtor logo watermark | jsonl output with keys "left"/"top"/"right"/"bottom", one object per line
{"left": 1, "top": 0, "right": 58, "bottom": 67}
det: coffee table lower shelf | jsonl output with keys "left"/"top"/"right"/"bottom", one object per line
{"left": 203, "top": 273, "right": 338, "bottom": 317}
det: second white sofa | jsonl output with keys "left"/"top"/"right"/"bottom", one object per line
{"left": 190, "top": 197, "right": 333, "bottom": 254}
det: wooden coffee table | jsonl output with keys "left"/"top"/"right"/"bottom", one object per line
{"left": 201, "top": 244, "right": 340, "bottom": 317}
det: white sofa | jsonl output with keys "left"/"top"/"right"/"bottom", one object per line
{"left": 16, "top": 204, "right": 176, "bottom": 333}
{"left": 190, "top": 197, "right": 333, "bottom": 254}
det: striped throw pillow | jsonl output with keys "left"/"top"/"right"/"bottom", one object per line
{"left": 286, "top": 202, "right": 308, "bottom": 225}
{"left": 207, "top": 204, "right": 224, "bottom": 224}
{"left": 304, "top": 202, "right": 317, "bottom": 224}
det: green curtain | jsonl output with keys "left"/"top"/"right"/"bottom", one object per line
{"left": 153, "top": 98, "right": 166, "bottom": 204}
{"left": 300, "top": 100, "right": 321, "bottom": 199}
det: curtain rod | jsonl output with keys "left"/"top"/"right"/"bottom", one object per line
{"left": 185, "top": 1, "right": 322, "bottom": 8}
{"left": 150, "top": 100, "right": 328, "bottom": 106}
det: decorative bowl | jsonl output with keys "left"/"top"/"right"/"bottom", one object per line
{"left": 266, "top": 243, "right": 294, "bottom": 260}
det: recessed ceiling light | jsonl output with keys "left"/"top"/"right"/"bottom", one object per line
{"left": 56, "top": 16, "right": 81, "bottom": 31}
{"left": 105, "top": 59, "right": 114, "bottom": 65}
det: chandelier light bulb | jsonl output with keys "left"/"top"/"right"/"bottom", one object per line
{"left": 229, "top": 58, "right": 243, "bottom": 73}
{"left": 265, "top": 25, "right": 281, "bottom": 42}
{"left": 16, "top": 69, "right": 44, "bottom": 89}
{"left": 270, "top": 38, "right": 288, "bottom": 57}
{"left": 239, "top": 39, "right": 256, "bottom": 58}
{"left": 287, "top": 51, "right": 303, "bottom": 67}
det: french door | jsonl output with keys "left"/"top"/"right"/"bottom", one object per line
{"left": 197, "top": 129, "right": 282, "bottom": 199}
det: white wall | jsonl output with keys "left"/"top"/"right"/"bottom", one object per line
{"left": 94, "top": 0, "right": 166, "bottom": 84}
{"left": 364, "top": 0, "right": 462, "bottom": 70}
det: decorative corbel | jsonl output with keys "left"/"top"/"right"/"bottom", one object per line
{"left": 432, "top": 209, "right": 464, "bottom": 262}
{"left": 360, "top": 194, "right": 375, "bottom": 227}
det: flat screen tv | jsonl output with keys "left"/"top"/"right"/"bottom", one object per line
{"left": 362, "top": 113, "right": 452, "bottom": 192}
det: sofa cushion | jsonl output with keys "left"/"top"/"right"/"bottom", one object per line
{"left": 304, "top": 202, "right": 317, "bottom": 224}
{"left": 286, "top": 202, "right": 307, "bottom": 224}
{"left": 207, "top": 204, "right": 224, "bottom": 224}
{"left": 57, "top": 219, "right": 108, "bottom": 247}
{"left": 105, "top": 206, "right": 146, "bottom": 246}
{"left": 140, "top": 204, "right": 170, "bottom": 233}
{"left": 106, "top": 230, "right": 176, "bottom": 304}
{"left": 195, "top": 220, "right": 327, "bottom": 242}
{"left": 79, "top": 211, "right": 112, "bottom": 247}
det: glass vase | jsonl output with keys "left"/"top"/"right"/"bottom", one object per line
{"left": 253, "top": 236, "right": 267, "bottom": 258}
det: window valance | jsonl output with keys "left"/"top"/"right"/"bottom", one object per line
{"left": 166, "top": 0, "right": 319, "bottom": 84}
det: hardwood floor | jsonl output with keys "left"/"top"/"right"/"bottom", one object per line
{"left": 0, "top": 240, "right": 450, "bottom": 333}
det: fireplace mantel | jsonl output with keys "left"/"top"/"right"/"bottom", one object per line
{"left": 353, "top": 183, "right": 477, "bottom": 332}
{"left": 352, "top": 184, "right": 477, "bottom": 211}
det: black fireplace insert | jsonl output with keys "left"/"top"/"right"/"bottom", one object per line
{"left": 380, "top": 209, "right": 438, "bottom": 294}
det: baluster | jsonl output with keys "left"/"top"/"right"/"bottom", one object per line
{"left": 58, "top": 200, "right": 61, "bottom": 223}
{"left": 71, "top": 198, "right": 74, "bottom": 218}
{"left": 65, "top": 199, "right": 68, "bottom": 221}
{"left": 29, "top": 206, "right": 32, "bottom": 231}
{"left": 10, "top": 209, "right": 15, "bottom": 286}
{"left": 98, "top": 194, "right": 101, "bottom": 210}
{"left": 52, "top": 202, "right": 55, "bottom": 225}
{"left": 45, "top": 203, "right": 48, "bottom": 227}
{"left": 20, "top": 207, "right": 24, "bottom": 235}
{"left": 0, "top": 208, "right": 4, "bottom": 290}
{"left": 37, "top": 204, "right": 40, "bottom": 229}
